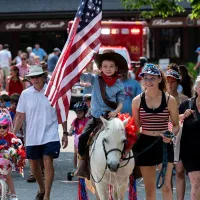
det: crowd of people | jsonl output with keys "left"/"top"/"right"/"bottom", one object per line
{"left": 0, "top": 42, "right": 199, "bottom": 200}
{"left": 0, "top": 43, "right": 61, "bottom": 92}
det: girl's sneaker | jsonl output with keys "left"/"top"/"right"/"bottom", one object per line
{"left": 10, "top": 194, "right": 18, "bottom": 200}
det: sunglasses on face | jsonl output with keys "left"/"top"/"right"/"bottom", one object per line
{"left": 0, "top": 125, "right": 8, "bottom": 130}
{"left": 21, "top": 58, "right": 27, "bottom": 60}
{"left": 30, "top": 74, "right": 43, "bottom": 79}
{"left": 143, "top": 77, "right": 157, "bottom": 82}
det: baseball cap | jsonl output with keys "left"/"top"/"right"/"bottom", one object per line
{"left": 4, "top": 44, "right": 9, "bottom": 49}
{"left": 195, "top": 47, "right": 200, "bottom": 52}
{"left": 54, "top": 48, "right": 61, "bottom": 53}
{"left": 139, "top": 63, "right": 161, "bottom": 77}
{"left": 165, "top": 69, "right": 180, "bottom": 80}
{"left": 27, "top": 47, "right": 32, "bottom": 51}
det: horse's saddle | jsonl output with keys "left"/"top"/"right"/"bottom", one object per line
{"left": 87, "top": 124, "right": 104, "bottom": 147}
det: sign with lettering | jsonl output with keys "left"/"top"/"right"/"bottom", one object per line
{"left": 150, "top": 18, "right": 185, "bottom": 27}
{"left": 150, "top": 17, "right": 200, "bottom": 27}
{"left": 152, "top": 19, "right": 183, "bottom": 26}
{"left": 0, "top": 20, "right": 67, "bottom": 32}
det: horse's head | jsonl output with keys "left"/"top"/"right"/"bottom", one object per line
{"left": 100, "top": 116, "right": 129, "bottom": 172}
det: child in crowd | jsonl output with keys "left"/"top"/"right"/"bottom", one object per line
{"left": 9, "top": 94, "right": 24, "bottom": 144}
{"left": 75, "top": 51, "right": 127, "bottom": 177}
{"left": 9, "top": 93, "right": 20, "bottom": 121}
{"left": 69, "top": 102, "right": 89, "bottom": 168}
{"left": 0, "top": 94, "right": 11, "bottom": 108}
{"left": 83, "top": 94, "right": 92, "bottom": 118}
{"left": 0, "top": 113, "right": 19, "bottom": 200}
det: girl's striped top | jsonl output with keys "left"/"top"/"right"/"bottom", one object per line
{"left": 139, "top": 92, "right": 170, "bottom": 131}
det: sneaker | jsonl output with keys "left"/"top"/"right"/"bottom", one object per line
{"left": 26, "top": 174, "right": 36, "bottom": 183}
{"left": 10, "top": 194, "right": 18, "bottom": 200}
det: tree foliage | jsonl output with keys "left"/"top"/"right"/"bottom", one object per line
{"left": 121, "top": 0, "right": 200, "bottom": 19}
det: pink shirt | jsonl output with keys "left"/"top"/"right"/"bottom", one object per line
{"left": 72, "top": 117, "right": 89, "bottom": 135}
{"left": 16, "top": 63, "right": 30, "bottom": 78}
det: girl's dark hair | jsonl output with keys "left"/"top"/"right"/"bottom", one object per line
{"left": 179, "top": 65, "right": 193, "bottom": 97}
{"left": 15, "top": 70, "right": 20, "bottom": 78}
{"left": 167, "top": 63, "right": 179, "bottom": 72}
{"left": 167, "top": 63, "right": 180, "bottom": 83}
{"left": 155, "top": 65, "right": 166, "bottom": 92}
{"left": 0, "top": 94, "right": 10, "bottom": 102}
{"left": 159, "top": 70, "right": 167, "bottom": 92}
{"left": 10, "top": 93, "right": 20, "bottom": 104}
{"left": 11, "top": 66, "right": 20, "bottom": 79}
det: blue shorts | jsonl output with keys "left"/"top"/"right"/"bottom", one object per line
{"left": 26, "top": 141, "right": 61, "bottom": 160}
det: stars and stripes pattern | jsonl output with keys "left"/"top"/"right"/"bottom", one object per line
{"left": 45, "top": 0, "right": 102, "bottom": 123}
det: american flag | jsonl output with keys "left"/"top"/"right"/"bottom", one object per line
{"left": 45, "top": 0, "right": 102, "bottom": 123}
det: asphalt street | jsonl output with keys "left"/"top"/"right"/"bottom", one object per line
{"left": 13, "top": 110, "right": 191, "bottom": 200}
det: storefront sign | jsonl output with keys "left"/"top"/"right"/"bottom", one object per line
{"left": 151, "top": 18, "right": 185, "bottom": 27}
{"left": 150, "top": 17, "right": 200, "bottom": 27}
{"left": 0, "top": 20, "right": 67, "bottom": 32}
{"left": 152, "top": 19, "right": 183, "bottom": 26}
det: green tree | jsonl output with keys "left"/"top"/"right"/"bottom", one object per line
{"left": 122, "top": 0, "right": 200, "bottom": 19}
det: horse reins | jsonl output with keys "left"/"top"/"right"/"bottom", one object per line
{"left": 90, "top": 128, "right": 174, "bottom": 187}
{"left": 89, "top": 131, "right": 108, "bottom": 183}
{"left": 122, "top": 137, "right": 162, "bottom": 161}
{"left": 90, "top": 134, "right": 161, "bottom": 183}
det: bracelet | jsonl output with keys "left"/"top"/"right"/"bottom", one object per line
{"left": 63, "top": 132, "right": 69, "bottom": 136}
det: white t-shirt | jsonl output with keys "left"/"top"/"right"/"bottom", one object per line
{"left": 29, "top": 52, "right": 35, "bottom": 65}
{"left": 16, "top": 84, "right": 60, "bottom": 146}
{"left": 0, "top": 49, "right": 11, "bottom": 67}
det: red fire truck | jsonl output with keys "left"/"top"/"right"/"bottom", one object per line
{"left": 68, "top": 20, "right": 149, "bottom": 62}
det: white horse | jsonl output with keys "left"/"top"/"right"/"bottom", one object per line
{"left": 90, "top": 117, "right": 135, "bottom": 200}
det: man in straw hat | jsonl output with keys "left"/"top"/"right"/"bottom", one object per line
{"left": 74, "top": 51, "right": 128, "bottom": 178}
{"left": 13, "top": 65, "right": 68, "bottom": 200}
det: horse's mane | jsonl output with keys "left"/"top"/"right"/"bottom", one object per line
{"left": 105, "top": 118, "right": 125, "bottom": 132}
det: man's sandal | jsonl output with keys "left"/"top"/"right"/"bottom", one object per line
{"left": 35, "top": 191, "right": 45, "bottom": 200}
{"left": 26, "top": 174, "right": 36, "bottom": 183}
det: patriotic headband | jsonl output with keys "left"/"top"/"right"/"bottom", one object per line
{"left": 139, "top": 63, "right": 161, "bottom": 77}
{"left": 165, "top": 69, "right": 180, "bottom": 80}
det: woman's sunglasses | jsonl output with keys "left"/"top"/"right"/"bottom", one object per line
{"left": 30, "top": 74, "right": 43, "bottom": 79}
{"left": 0, "top": 125, "right": 8, "bottom": 130}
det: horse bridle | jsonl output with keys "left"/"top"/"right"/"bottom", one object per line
{"left": 102, "top": 139, "right": 125, "bottom": 161}
{"left": 90, "top": 133, "right": 131, "bottom": 183}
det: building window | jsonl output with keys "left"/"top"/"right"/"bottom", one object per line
{"left": 158, "top": 28, "right": 181, "bottom": 59}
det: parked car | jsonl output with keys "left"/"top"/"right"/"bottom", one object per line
{"left": 71, "top": 82, "right": 84, "bottom": 106}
